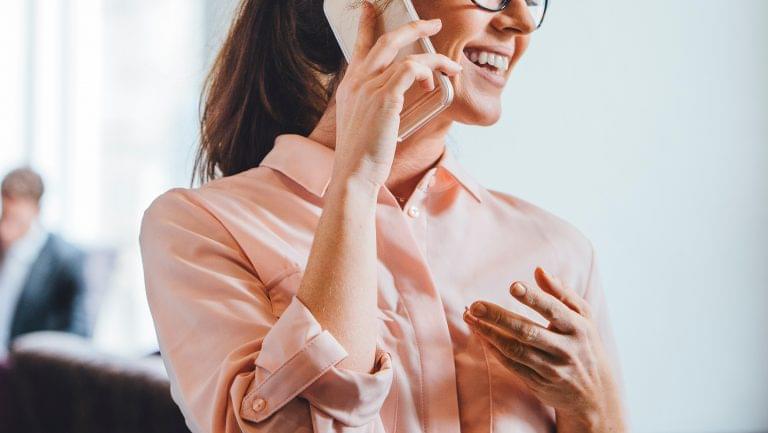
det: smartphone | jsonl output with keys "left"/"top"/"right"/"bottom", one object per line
{"left": 323, "top": 0, "right": 455, "bottom": 142}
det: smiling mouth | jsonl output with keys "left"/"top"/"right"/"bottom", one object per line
{"left": 462, "top": 47, "right": 510, "bottom": 76}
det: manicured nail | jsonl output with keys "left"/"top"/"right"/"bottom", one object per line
{"left": 462, "top": 307, "right": 477, "bottom": 324}
{"left": 511, "top": 282, "right": 526, "bottom": 296}
{"left": 470, "top": 302, "right": 487, "bottom": 317}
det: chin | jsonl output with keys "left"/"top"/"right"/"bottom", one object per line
{"left": 449, "top": 93, "right": 502, "bottom": 127}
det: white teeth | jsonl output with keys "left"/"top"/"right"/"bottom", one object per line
{"left": 465, "top": 48, "right": 510, "bottom": 73}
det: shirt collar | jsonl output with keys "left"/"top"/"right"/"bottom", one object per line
{"left": 260, "top": 133, "right": 484, "bottom": 203}
{"left": 5, "top": 219, "right": 48, "bottom": 262}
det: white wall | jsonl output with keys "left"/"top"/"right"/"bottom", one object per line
{"left": 451, "top": 1, "right": 768, "bottom": 432}
{"left": 201, "top": 0, "right": 768, "bottom": 431}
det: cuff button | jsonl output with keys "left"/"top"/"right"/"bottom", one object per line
{"left": 252, "top": 398, "right": 267, "bottom": 412}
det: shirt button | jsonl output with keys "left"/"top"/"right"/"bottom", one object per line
{"left": 407, "top": 206, "right": 420, "bottom": 218}
{"left": 252, "top": 398, "right": 267, "bottom": 412}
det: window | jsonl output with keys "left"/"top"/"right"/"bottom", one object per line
{"left": 1, "top": 0, "right": 211, "bottom": 355}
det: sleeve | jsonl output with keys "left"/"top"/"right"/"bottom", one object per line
{"left": 139, "top": 189, "right": 393, "bottom": 433}
{"left": 581, "top": 241, "right": 632, "bottom": 431}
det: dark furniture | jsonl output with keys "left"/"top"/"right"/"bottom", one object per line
{"left": 5, "top": 331, "right": 191, "bottom": 433}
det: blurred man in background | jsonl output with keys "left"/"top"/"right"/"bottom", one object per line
{"left": 0, "top": 167, "right": 88, "bottom": 359}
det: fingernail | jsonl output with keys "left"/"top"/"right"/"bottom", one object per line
{"left": 430, "top": 18, "right": 442, "bottom": 27}
{"left": 462, "top": 307, "right": 476, "bottom": 323}
{"left": 511, "top": 282, "right": 526, "bottom": 296}
{"left": 470, "top": 302, "right": 486, "bottom": 317}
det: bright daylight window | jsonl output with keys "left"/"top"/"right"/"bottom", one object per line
{"left": 1, "top": 0, "right": 210, "bottom": 355}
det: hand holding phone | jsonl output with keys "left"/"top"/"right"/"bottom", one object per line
{"left": 326, "top": 1, "right": 462, "bottom": 188}
{"left": 324, "top": 0, "right": 456, "bottom": 143}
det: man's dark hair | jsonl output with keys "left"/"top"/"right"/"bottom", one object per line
{"left": 1, "top": 167, "right": 45, "bottom": 203}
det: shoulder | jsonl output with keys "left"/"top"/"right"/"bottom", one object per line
{"left": 43, "top": 233, "right": 84, "bottom": 265}
{"left": 486, "top": 188, "right": 596, "bottom": 293}
{"left": 139, "top": 168, "right": 284, "bottom": 260}
{"left": 141, "top": 169, "right": 261, "bottom": 230}
{"left": 139, "top": 184, "right": 230, "bottom": 250}
{"left": 141, "top": 165, "right": 294, "bottom": 226}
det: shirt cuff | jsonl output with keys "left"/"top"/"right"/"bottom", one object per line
{"left": 303, "top": 348, "right": 392, "bottom": 426}
{"left": 239, "top": 296, "right": 393, "bottom": 427}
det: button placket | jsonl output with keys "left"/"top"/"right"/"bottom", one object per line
{"left": 403, "top": 171, "right": 435, "bottom": 219}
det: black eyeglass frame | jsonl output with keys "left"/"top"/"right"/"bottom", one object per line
{"left": 469, "top": 0, "right": 549, "bottom": 30}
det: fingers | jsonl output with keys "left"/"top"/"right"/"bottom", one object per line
{"left": 534, "top": 267, "right": 592, "bottom": 319}
{"left": 483, "top": 338, "right": 550, "bottom": 388}
{"left": 464, "top": 309, "right": 553, "bottom": 385}
{"left": 362, "top": 17, "right": 445, "bottom": 76}
{"left": 348, "top": 5, "right": 461, "bottom": 99}
{"left": 350, "top": 1, "right": 377, "bottom": 66}
{"left": 464, "top": 302, "right": 568, "bottom": 358}
{"left": 382, "top": 53, "right": 461, "bottom": 95}
{"left": 509, "top": 280, "right": 580, "bottom": 334}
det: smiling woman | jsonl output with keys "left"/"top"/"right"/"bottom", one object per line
{"left": 139, "top": 1, "right": 629, "bottom": 432}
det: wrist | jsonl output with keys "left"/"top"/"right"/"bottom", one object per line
{"left": 326, "top": 172, "right": 382, "bottom": 201}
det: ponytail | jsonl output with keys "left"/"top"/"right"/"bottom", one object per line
{"left": 193, "top": 0, "right": 348, "bottom": 184}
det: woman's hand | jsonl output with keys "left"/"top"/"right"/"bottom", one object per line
{"left": 331, "top": 0, "right": 462, "bottom": 187}
{"left": 463, "top": 267, "right": 627, "bottom": 433}
{"left": 297, "top": 2, "right": 461, "bottom": 373}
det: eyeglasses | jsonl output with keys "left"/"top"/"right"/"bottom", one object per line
{"left": 469, "top": 0, "right": 549, "bottom": 30}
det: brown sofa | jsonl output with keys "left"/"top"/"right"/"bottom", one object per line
{"left": 5, "top": 331, "right": 191, "bottom": 433}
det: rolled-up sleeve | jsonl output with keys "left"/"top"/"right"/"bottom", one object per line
{"left": 139, "top": 189, "right": 393, "bottom": 433}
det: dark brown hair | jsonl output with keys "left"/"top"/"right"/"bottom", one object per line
{"left": 193, "top": 0, "right": 354, "bottom": 185}
{"left": 1, "top": 167, "right": 44, "bottom": 203}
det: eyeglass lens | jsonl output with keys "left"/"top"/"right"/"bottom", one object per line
{"left": 472, "top": 0, "right": 546, "bottom": 28}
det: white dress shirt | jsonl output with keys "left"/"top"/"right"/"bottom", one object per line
{"left": 0, "top": 220, "right": 49, "bottom": 358}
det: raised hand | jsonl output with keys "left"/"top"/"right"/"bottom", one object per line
{"left": 463, "top": 266, "right": 627, "bottom": 432}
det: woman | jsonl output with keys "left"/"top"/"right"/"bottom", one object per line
{"left": 139, "top": 0, "right": 629, "bottom": 432}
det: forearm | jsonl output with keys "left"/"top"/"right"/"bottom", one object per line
{"left": 297, "top": 174, "right": 381, "bottom": 374}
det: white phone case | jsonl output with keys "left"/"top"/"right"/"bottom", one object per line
{"left": 323, "top": 0, "right": 454, "bottom": 142}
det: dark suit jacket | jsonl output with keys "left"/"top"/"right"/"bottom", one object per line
{"left": 8, "top": 233, "right": 89, "bottom": 345}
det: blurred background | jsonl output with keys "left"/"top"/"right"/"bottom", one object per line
{"left": 0, "top": 1, "right": 765, "bottom": 433}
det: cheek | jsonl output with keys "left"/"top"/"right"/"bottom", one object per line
{"left": 411, "top": 3, "right": 481, "bottom": 60}
{"left": 510, "top": 36, "right": 531, "bottom": 66}
{"left": 429, "top": 29, "right": 472, "bottom": 63}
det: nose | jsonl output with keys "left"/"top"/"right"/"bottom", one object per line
{"left": 491, "top": 0, "right": 538, "bottom": 35}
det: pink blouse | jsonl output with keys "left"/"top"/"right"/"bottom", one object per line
{"left": 139, "top": 133, "right": 627, "bottom": 433}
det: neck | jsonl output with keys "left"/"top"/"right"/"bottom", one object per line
{"left": 308, "top": 98, "right": 453, "bottom": 206}
{"left": 385, "top": 117, "right": 452, "bottom": 205}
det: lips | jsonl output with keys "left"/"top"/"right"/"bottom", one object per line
{"left": 461, "top": 48, "right": 507, "bottom": 88}
{"left": 463, "top": 48, "right": 509, "bottom": 74}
